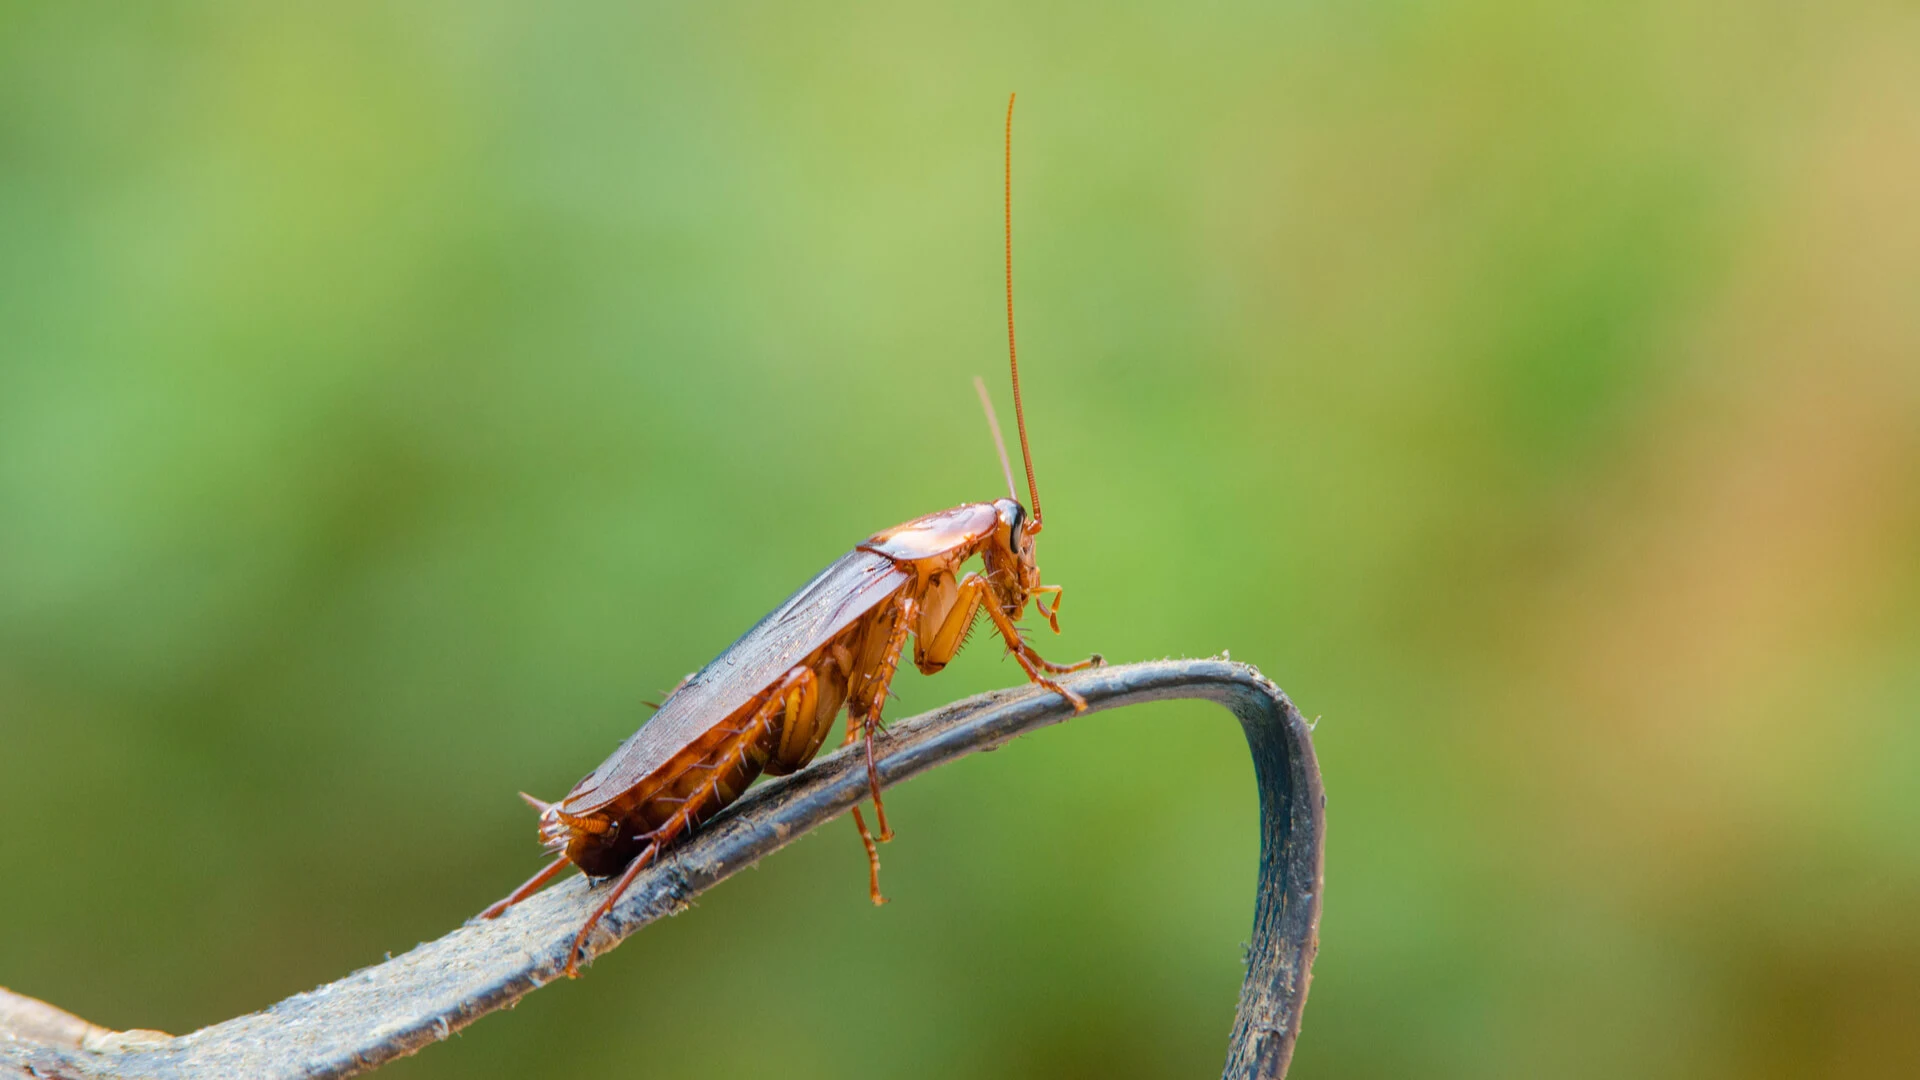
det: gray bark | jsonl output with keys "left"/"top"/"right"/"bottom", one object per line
{"left": 0, "top": 658, "right": 1324, "bottom": 1080}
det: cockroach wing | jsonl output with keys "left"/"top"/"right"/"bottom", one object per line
{"left": 561, "top": 546, "right": 910, "bottom": 815}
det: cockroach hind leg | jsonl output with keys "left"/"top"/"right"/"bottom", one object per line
{"left": 565, "top": 842, "right": 659, "bottom": 978}
{"left": 474, "top": 855, "right": 572, "bottom": 922}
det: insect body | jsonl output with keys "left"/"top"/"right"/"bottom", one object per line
{"left": 476, "top": 94, "right": 1094, "bottom": 977}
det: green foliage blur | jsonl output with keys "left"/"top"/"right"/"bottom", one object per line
{"left": 3, "top": 4, "right": 1917, "bottom": 1077}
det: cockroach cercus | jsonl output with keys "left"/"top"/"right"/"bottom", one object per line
{"left": 476, "top": 94, "right": 1100, "bottom": 977}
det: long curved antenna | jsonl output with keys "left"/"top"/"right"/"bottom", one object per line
{"left": 973, "top": 376, "right": 1019, "bottom": 502}
{"left": 1004, "top": 92, "right": 1042, "bottom": 527}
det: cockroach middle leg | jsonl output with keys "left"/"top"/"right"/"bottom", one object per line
{"left": 849, "top": 594, "right": 917, "bottom": 842}
{"left": 847, "top": 804, "right": 886, "bottom": 906}
{"left": 841, "top": 594, "right": 918, "bottom": 903}
{"left": 841, "top": 711, "right": 891, "bottom": 905}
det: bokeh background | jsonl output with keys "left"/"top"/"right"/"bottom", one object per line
{"left": 3, "top": 3, "right": 1917, "bottom": 1078}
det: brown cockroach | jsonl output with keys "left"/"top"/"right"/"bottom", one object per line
{"left": 477, "top": 94, "right": 1098, "bottom": 977}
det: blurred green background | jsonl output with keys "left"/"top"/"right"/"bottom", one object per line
{"left": 3, "top": 3, "right": 1917, "bottom": 1078}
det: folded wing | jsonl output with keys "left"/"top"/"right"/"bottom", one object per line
{"left": 562, "top": 547, "right": 909, "bottom": 815}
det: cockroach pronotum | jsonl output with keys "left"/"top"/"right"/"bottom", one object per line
{"left": 477, "top": 94, "right": 1100, "bottom": 977}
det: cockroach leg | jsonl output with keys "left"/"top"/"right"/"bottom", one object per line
{"left": 1029, "top": 648, "right": 1102, "bottom": 675}
{"left": 914, "top": 572, "right": 989, "bottom": 674}
{"left": 856, "top": 596, "right": 916, "bottom": 844}
{"left": 477, "top": 855, "right": 572, "bottom": 921}
{"left": 1032, "top": 584, "right": 1063, "bottom": 633}
{"left": 841, "top": 707, "right": 891, "bottom": 904}
{"left": 835, "top": 596, "right": 918, "bottom": 904}
{"left": 977, "top": 597, "right": 1092, "bottom": 710}
{"left": 562, "top": 666, "right": 815, "bottom": 976}
{"left": 568, "top": 839, "right": 662, "bottom": 977}
{"left": 849, "top": 806, "right": 887, "bottom": 906}
{"left": 1016, "top": 658, "right": 1087, "bottom": 711}
{"left": 863, "top": 717, "right": 890, "bottom": 842}
{"left": 841, "top": 716, "right": 891, "bottom": 905}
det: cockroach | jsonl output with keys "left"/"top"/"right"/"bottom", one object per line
{"left": 477, "top": 93, "right": 1100, "bottom": 977}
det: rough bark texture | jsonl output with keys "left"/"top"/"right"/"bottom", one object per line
{"left": 0, "top": 658, "right": 1324, "bottom": 1080}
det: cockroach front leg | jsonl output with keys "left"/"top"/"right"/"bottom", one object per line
{"left": 919, "top": 573, "right": 1100, "bottom": 708}
{"left": 1031, "top": 584, "right": 1064, "bottom": 633}
{"left": 980, "top": 598, "right": 1092, "bottom": 710}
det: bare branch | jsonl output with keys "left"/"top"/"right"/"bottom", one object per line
{"left": 0, "top": 659, "right": 1324, "bottom": 1080}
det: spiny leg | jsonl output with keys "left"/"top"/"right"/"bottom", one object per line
{"left": 564, "top": 795, "right": 743, "bottom": 978}
{"left": 842, "top": 697, "right": 889, "bottom": 906}
{"left": 477, "top": 855, "right": 571, "bottom": 921}
{"left": 844, "top": 716, "right": 893, "bottom": 845}
{"left": 920, "top": 573, "right": 1100, "bottom": 704}
{"left": 567, "top": 834, "right": 666, "bottom": 977}
{"left": 843, "top": 594, "right": 918, "bottom": 903}
{"left": 978, "top": 594, "right": 1092, "bottom": 710}
{"left": 473, "top": 794, "right": 570, "bottom": 920}
{"left": 863, "top": 718, "right": 887, "bottom": 835}
{"left": 563, "top": 666, "right": 812, "bottom": 976}
{"left": 1001, "top": 586, "right": 1101, "bottom": 673}
{"left": 839, "top": 708, "right": 891, "bottom": 906}
{"left": 851, "top": 594, "right": 916, "bottom": 842}
{"left": 847, "top": 804, "right": 885, "bottom": 906}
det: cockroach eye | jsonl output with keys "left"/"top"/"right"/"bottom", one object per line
{"left": 1007, "top": 501, "right": 1025, "bottom": 540}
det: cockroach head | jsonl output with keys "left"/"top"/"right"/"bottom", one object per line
{"left": 988, "top": 497, "right": 1042, "bottom": 610}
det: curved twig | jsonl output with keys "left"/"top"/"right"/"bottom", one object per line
{"left": 0, "top": 659, "right": 1324, "bottom": 1080}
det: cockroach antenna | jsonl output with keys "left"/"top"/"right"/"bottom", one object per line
{"left": 1004, "top": 92, "right": 1043, "bottom": 529}
{"left": 973, "top": 376, "right": 1019, "bottom": 503}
